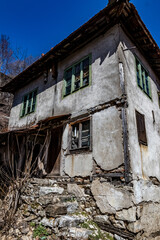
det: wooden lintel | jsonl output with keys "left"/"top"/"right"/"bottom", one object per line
{"left": 92, "top": 173, "right": 124, "bottom": 178}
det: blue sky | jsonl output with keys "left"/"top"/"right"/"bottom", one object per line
{"left": 0, "top": 0, "right": 159, "bottom": 58}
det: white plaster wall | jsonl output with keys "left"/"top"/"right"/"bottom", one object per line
{"left": 64, "top": 153, "right": 93, "bottom": 177}
{"left": 9, "top": 73, "right": 55, "bottom": 129}
{"left": 9, "top": 25, "right": 125, "bottom": 177}
{"left": 9, "top": 25, "right": 122, "bottom": 129}
{"left": 92, "top": 106, "right": 124, "bottom": 171}
{"left": 119, "top": 29, "right": 160, "bottom": 181}
{"left": 61, "top": 106, "right": 124, "bottom": 177}
{"left": 54, "top": 25, "right": 121, "bottom": 116}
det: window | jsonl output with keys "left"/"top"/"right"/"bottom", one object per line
{"left": 136, "top": 58, "right": 152, "bottom": 98}
{"left": 135, "top": 110, "right": 147, "bottom": 145}
{"left": 71, "top": 119, "right": 91, "bottom": 150}
{"left": 63, "top": 55, "right": 91, "bottom": 96}
{"left": 20, "top": 89, "right": 37, "bottom": 117}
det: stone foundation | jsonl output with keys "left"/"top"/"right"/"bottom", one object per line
{"left": 0, "top": 176, "right": 160, "bottom": 239}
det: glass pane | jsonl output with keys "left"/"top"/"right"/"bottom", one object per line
{"left": 71, "top": 124, "right": 79, "bottom": 149}
{"left": 65, "top": 69, "right": 72, "bottom": 95}
{"left": 82, "top": 58, "right": 89, "bottom": 86}
{"left": 75, "top": 63, "right": 80, "bottom": 90}
{"left": 141, "top": 68, "right": 145, "bottom": 91}
{"left": 32, "top": 91, "right": 37, "bottom": 112}
{"left": 137, "top": 68, "right": 140, "bottom": 86}
{"left": 22, "top": 103, "right": 26, "bottom": 116}
{"left": 22, "top": 96, "right": 27, "bottom": 116}
{"left": 27, "top": 99, "right": 31, "bottom": 113}
{"left": 82, "top": 120, "right": 90, "bottom": 131}
{"left": 66, "top": 68, "right": 72, "bottom": 80}
{"left": 145, "top": 72, "right": 149, "bottom": 95}
{"left": 136, "top": 61, "right": 141, "bottom": 87}
{"left": 81, "top": 138, "right": 89, "bottom": 147}
{"left": 24, "top": 95, "right": 27, "bottom": 103}
{"left": 81, "top": 120, "right": 90, "bottom": 147}
{"left": 66, "top": 85, "right": 71, "bottom": 95}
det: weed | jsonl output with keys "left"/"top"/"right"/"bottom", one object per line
{"left": 30, "top": 222, "right": 36, "bottom": 228}
{"left": 33, "top": 224, "right": 49, "bottom": 238}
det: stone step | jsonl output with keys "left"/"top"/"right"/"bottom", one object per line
{"left": 30, "top": 177, "right": 69, "bottom": 187}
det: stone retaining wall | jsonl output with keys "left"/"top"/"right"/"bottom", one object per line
{"left": 0, "top": 177, "right": 160, "bottom": 240}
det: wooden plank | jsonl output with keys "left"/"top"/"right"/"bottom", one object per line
{"left": 95, "top": 221, "right": 135, "bottom": 239}
{"left": 122, "top": 108, "right": 130, "bottom": 183}
{"left": 92, "top": 173, "right": 124, "bottom": 178}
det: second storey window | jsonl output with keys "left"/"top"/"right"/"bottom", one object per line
{"left": 136, "top": 58, "right": 152, "bottom": 98}
{"left": 71, "top": 119, "right": 91, "bottom": 150}
{"left": 20, "top": 89, "right": 37, "bottom": 117}
{"left": 63, "top": 55, "right": 91, "bottom": 96}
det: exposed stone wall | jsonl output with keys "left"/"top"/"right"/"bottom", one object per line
{"left": 1, "top": 177, "right": 160, "bottom": 240}
{"left": 0, "top": 74, "right": 13, "bottom": 132}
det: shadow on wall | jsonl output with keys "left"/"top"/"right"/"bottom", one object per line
{"left": 12, "top": 41, "right": 118, "bottom": 110}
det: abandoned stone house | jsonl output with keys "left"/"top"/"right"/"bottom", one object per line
{"left": 1, "top": 0, "right": 160, "bottom": 238}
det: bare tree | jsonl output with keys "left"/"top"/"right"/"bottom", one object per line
{"left": 0, "top": 34, "right": 37, "bottom": 78}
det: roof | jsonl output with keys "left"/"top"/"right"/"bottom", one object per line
{"left": 2, "top": 0, "right": 160, "bottom": 93}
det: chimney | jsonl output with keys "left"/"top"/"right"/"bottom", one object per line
{"left": 108, "top": 0, "right": 118, "bottom": 4}
{"left": 108, "top": 0, "right": 129, "bottom": 5}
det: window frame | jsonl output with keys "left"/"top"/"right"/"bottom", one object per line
{"left": 135, "top": 57, "right": 152, "bottom": 99}
{"left": 69, "top": 117, "right": 92, "bottom": 153}
{"left": 20, "top": 88, "right": 38, "bottom": 118}
{"left": 63, "top": 54, "right": 92, "bottom": 97}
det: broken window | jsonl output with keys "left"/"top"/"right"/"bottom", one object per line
{"left": 136, "top": 110, "right": 147, "bottom": 145}
{"left": 64, "top": 55, "right": 91, "bottom": 96}
{"left": 136, "top": 58, "right": 152, "bottom": 98}
{"left": 20, "top": 89, "right": 37, "bottom": 117}
{"left": 71, "top": 119, "right": 91, "bottom": 150}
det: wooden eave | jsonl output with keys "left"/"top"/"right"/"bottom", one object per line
{"left": 119, "top": 3, "right": 160, "bottom": 82}
{"left": 0, "top": 114, "right": 71, "bottom": 138}
{"left": 2, "top": 0, "right": 160, "bottom": 93}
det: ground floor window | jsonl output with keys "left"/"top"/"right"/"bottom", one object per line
{"left": 70, "top": 119, "right": 91, "bottom": 151}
